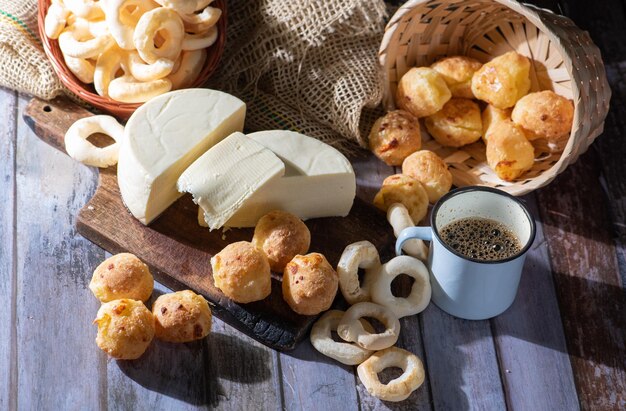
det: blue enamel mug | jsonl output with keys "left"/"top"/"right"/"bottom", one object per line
{"left": 395, "top": 186, "right": 536, "bottom": 320}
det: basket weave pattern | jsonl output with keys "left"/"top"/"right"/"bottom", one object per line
{"left": 37, "top": 0, "right": 227, "bottom": 119}
{"left": 380, "top": 0, "right": 611, "bottom": 196}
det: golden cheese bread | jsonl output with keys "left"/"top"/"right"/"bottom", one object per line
{"left": 94, "top": 298, "right": 155, "bottom": 360}
{"left": 89, "top": 253, "right": 154, "bottom": 302}
{"left": 401, "top": 150, "right": 452, "bottom": 203}
{"left": 482, "top": 104, "right": 512, "bottom": 144}
{"left": 511, "top": 90, "right": 574, "bottom": 142}
{"left": 471, "top": 51, "right": 531, "bottom": 109}
{"left": 152, "top": 290, "right": 212, "bottom": 343}
{"left": 369, "top": 110, "right": 422, "bottom": 166}
{"left": 431, "top": 56, "right": 482, "bottom": 99}
{"left": 424, "top": 98, "right": 483, "bottom": 148}
{"left": 373, "top": 174, "right": 429, "bottom": 224}
{"left": 396, "top": 67, "right": 451, "bottom": 118}
{"left": 486, "top": 120, "right": 535, "bottom": 181}
{"left": 282, "top": 253, "right": 338, "bottom": 315}
{"left": 210, "top": 241, "right": 272, "bottom": 303}
{"left": 252, "top": 210, "right": 311, "bottom": 272}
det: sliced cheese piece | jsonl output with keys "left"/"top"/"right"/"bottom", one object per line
{"left": 117, "top": 89, "right": 246, "bottom": 224}
{"left": 199, "top": 130, "right": 356, "bottom": 228}
{"left": 178, "top": 132, "right": 285, "bottom": 230}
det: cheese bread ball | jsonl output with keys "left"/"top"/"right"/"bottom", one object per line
{"left": 282, "top": 253, "right": 338, "bottom": 315}
{"left": 486, "top": 120, "right": 535, "bottom": 181}
{"left": 511, "top": 90, "right": 574, "bottom": 142}
{"left": 431, "top": 56, "right": 482, "bottom": 99}
{"left": 482, "top": 105, "right": 512, "bottom": 143}
{"left": 424, "top": 98, "right": 482, "bottom": 147}
{"left": 396, "top": 67, "right": 451, "bottom": 118}
{"left": 252, "top": 210, "right": 311, "bottom": 272}
{"left": 210, "top": 241, "right": 271, "bottom": 303}
{"left": 373, "top": 174, "right": 429, "bottom": 224}
{"left": 152, "top": 290, "right": 212, "bottom": 343}
{"left": 402, "top": 150, "right": 452, "bottom": 203}
{"left": 94, "top": 299, "right": 155, "bottom": 360}
{"left": 369, "top": 110, "right": 422, "bottom": 166}
{"left": 89, "top": 253, "right": 154, "bottom": 302}
{"left": 471, "top": 51, "right": 531, "bottom": 109}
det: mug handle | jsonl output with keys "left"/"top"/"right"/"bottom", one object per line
{"left": 396, "top": 226, "right": 432, "bottom": 256}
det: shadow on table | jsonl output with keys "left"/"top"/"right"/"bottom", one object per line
{"left": 118, "top": 331, "right": 272, "bottom": 406}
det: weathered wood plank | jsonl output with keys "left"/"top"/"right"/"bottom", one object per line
{"left": 420, "top": 305, "right": 506, "bottom": 411}
{"left": 491, "top": 196, "right": 579, "bottom": 410}
{"left": 354, "top": 160, "right": 433, "bottom": 410}
{"left": 13, "top": 95, "right": 107, "bottom": 409}
{"left": 105, "top": 272, "right": 283, "bottom": 410}
{"left": 280, "top": 341, "right": 360, "bottom": 411}
{"left": 0, "top": 88, "right": 17, "bottom": 411}
{"left": 536, "top": 151, "right": 626, "bottom": 410}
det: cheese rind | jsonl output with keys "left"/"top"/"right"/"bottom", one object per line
{"left": 198, "top": 130, "right": 356, "bottom": 228}
{"left": 178, "top": 132, "right": 285, "bottom": 230}
{"left": 117, "top": 89, "right": 246, "bottom": 224}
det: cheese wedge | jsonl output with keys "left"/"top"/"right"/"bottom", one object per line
{"left": 198, "top": 130, "right": 356, "bottom": 228}
{"left": 178, "top": 132, "right": 285, "bottom": 230}
{"left": 117, "top": 89, "right": 246, "bottom": 224}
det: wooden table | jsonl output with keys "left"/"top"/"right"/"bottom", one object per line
{"left": 1, "top": 1, "right": 624, "bottom": 410}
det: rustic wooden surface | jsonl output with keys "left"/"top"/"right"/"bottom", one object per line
{"left": 1, "top": 0, "right": 625, "bottom": 409}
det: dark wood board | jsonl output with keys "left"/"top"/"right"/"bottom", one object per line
{"left": 22, "top": 96, "right": 395, "bottom": 351}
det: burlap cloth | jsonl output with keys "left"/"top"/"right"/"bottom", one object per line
{"left": 0, "top": 0, "right": 390, "bottom": 152}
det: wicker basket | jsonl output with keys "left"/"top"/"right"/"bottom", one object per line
{"left": 37, "top": 0, "right": 227, "bottom": 119}
{"left": 379, "top": 0, "right": 611, "bottom": 196}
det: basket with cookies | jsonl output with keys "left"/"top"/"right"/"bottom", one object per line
{"left": 38, "top": 0, "right": 227, "bottom": 118}
{"left": 376, "top": 0, "right": 611, "bottom": 196}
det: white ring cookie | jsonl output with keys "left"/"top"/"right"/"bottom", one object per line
{"left": 337, "top": 302, "right": 400, "bottom": 351}
{"left": 336, "top": 241, "right": 381, "bottom": 305}
{"left": 64, "top": 115, "right": 124, "bottom": 168}
{"left": 310, "top": 310, "right": 375, "bottom": 365}
{"left": 371, "top": 255, "right": 431, "bottom": 318}
{"left": 357, "top": 346, "right": 425, "bottom": 402}
{"left": 387, "top": 203, "right": 428, "bottom": 261}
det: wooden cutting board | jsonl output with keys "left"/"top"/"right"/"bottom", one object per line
{"left": 23, "top": 97, "right": 395, "bottom": 351}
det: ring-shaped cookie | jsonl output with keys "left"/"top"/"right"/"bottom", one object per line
{"left": 126, "top": 52, "right": 174, "bottom": 81}
{"left": 44, "top": 2, "right": 70, "bottom": 39}
{"left": 64, "top": 53, "right": 96, "bottom": 83}
{"left": 133, "top": 7, "right": 184, "bottom": 64}
{"left": 64, "top": 0, "right": 104, "bottom": 19}
{"left": 310, "top": 310, "right": 375, "bottom": 365}
{"left": 336, "top": 241, "right": 381, "bottom": 305}
{"left": 371, "top": 255, "right": 431, "bottom": 318}
{"left": 182, "top": 25, "right": 218, "bottom": 51}
{"left": 168, "top": 49, "right": 206, "bottom": 89}
{"left": 73, "top": 17, "right": 109, "bottom": 37}
{"left": 108, "top": 75, "right": 172, "bottom": 103}
{"left": 58, "top": 26, "right": 114, "bottom": 59}
{"left": 179, "top": 5, "right": 221, "bottom": 27}
{"left": 387, "top": 203, "right": 428, "bottom": 261}
{"left": 103, "top": 0, "right": 157, "bottom": 50}
{"left": 64, "top": 115, "right": 124, "bottom": 168}
{"left": 337, "top": 302, "right": 400, "bottom": 351}
{"left": 154, "top": 0, "right": 202, "bottom": 14}
{"left": 357, "top": 347, "right": 425, "bottom": 402}
{"left": 94, "top": 45, "right": 125, "bottom": 97}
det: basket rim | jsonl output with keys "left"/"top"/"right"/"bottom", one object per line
{"left": 37, "top": 0, "right": 228, "bottom": 118}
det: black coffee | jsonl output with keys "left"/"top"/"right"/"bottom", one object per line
{"left": 439, "top": 217, "right": 522, "bottom": 261}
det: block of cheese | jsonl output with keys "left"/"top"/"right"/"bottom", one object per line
{"left": 198, "top": 130, "right": 356, "bottom": 228}
{"left": 178, "top": 132, "right": 285, "bottom": 230}
{"left": 117, "top": 89, "right": 246, "bottom": 224}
